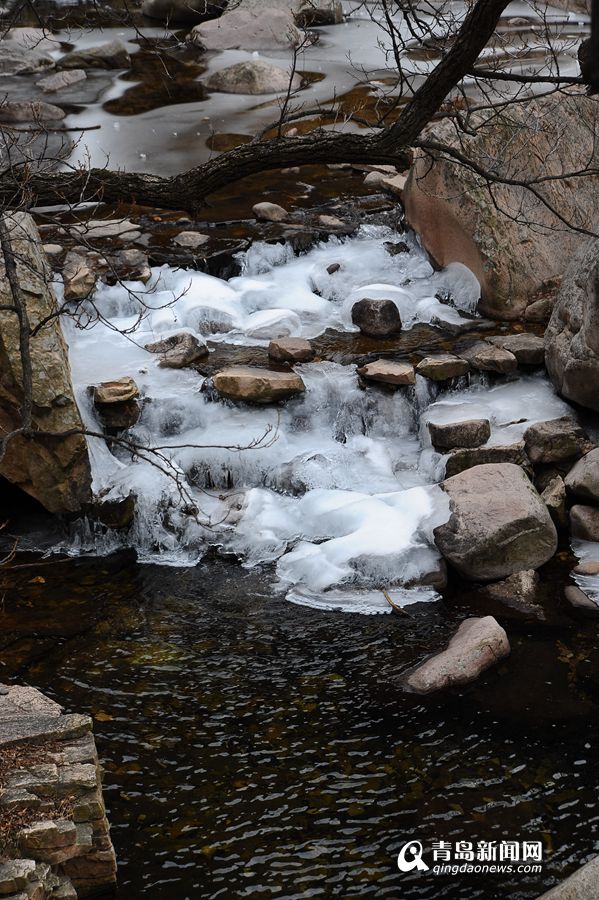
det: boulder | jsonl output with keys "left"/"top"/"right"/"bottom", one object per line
{"left": 487, "top": 332, "right": 545, "bottom": 366}
{"left": 268, "top": 337, "right": 314, "bottom": 363}
{"left": 403, "top": 91, "right": 599, "bottom": 320}
{"left": 253, "top": 202, "right": 289, "bottom": 223}
{"left": 564, "top": 448, "right": 599, "bottom": 502}
{"left": 416, "top": 353, "right": 469, "bottom": 381}
{"left": 59, "top": 40, "right": 131, "bottom": 70}
{"left": 189, "top": 8, "right": 302, "bottom": 50}
{"left": 546, "top": 236, "right": 599, "bottom": 413}
{"left": 523, "top": 416, "right": 588, "bottom": 465}
{"left": 434, "top": 463, "right": 558, "bottom": 580}
{"left": 0, "top": 213, "right": 91, "bottom": 513}
{"left": 541, "top": 475, "right": 568, "bottom": 529}
{"left": 294, "top": 0, "right": 343, "bottom": 27}
{"left": 173, "top": 231, "right": 210, "bottom": 249}
{"left": 36, "top": 69, "right": 87, "bottom": 92}
{"left": 459, "top": 341, "right": 517, "bottom": 375}
{"left": 403, "top": 616, "right": 510, "bottom": 694}
{"left": 444, "top": 442, "right": 530, "bottom": 478}
{"left": 0, "top": 38, "right": 53, "bottom": 74}
{"left": 142, "top": 0, "right": 225, "bottom": 24}
{"left": 573, "top": 559, "right": 599, "bottom": 575}
{"left": 569, "top": 505, "right": 599, "bottom": 542}
{"left": 92, "top": 377, "right": 140, "bottom": 431}
{"left": 428, "top": 418, "right": 490, "bottom": 452}
{"left": 207, "top": 61, "right": 301, "bottom": 95}
{"left": 212, "top": 366, "right": 305, "bottom": 403}
{"left": 145, "top": 332, "right": 208, "bottom": 368}
{"left": 0, "top": 100, "right": 66, "bottom": 123}
{"left": 62, "top": 250, "right": 99, "bottom": 301}
{"left": 351, "top": 298, "right": 402, "bottom": 338}
{"left": 356, "top": 359, "right": 415, "bottom": 386}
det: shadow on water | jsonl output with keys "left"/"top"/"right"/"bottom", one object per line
{"left": 1, "top": 551, "right": 599, "bottom": 898}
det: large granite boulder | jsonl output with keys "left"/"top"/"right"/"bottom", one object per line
{"left": 546, "top": 236, "right": 599, "bottom": 413}
{"left": 206, "top": 60, "right": 301, "bottom": 95}
{"left": 403, "top": 91, "right": 599, "bottom": 320}
{"left": 403, "top": 616, "right": 510, "bottom": 694}
{"left": 189, "top": 7, "right": 302, "bottom": 50}
{"left": 0, "top": 213, "right": 91, "bottom": 514}
{"left": 434, "top": 463, "right": 557, "bottom": 580}
{"left": 565, "top": 448, "right": 599, "bottom": 502}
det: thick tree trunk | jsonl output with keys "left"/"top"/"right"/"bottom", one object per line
{"left": 0, "top": 0, "right": 510, "bottom": 215}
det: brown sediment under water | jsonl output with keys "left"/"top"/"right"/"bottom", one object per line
{"left": 1, "top": 548, "right": 599, "bottom": 898}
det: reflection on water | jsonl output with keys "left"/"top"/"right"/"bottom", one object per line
{"left": 2, "top": 554, "right": 599, "bottom": 898}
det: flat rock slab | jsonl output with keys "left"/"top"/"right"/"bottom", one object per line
{"left": 357, "top": 359, "right": 415, "bottom": 386}
{"left": 524, "top": 416, "right": 588, "bottom": 464}
{"left": 0, "top": 714, "right": 92, "bottom": 749}
{"left": 459, "top": 341, "right": 518, "bottom": 374}
{"left": 434, "top": 463, "right": 557, "bottom": 581}
{"left": 268, "top": 337, "right": 313, "bottom": 362}
{"left": 0, "top": 685, "right": 62, "bottom": 720}
{"left": 416, "top": 354, "right": 470, "bottom": 381}
{"left": 428, "top": 418, "right": 490, "bottom": 452}
{"left": 213, "top": 366, "right": 305, "bottom": 403}
{"left": 403, "top": 616, "right": 510, "bottom": 694}
{"left": 37, "top": 69, "right": 87, "bottom": 92}
{"left": 565, "top": 448, "right": 599, "bottom": 503}
{"left": 488, "top": 332, "right": 545, "bottom": 365}
{"left": 537, "top": 854, "right": 599, "bottom": 898}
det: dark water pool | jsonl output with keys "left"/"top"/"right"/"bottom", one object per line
{"left": 2, "top": 552, "right": 599, "bottom": 899}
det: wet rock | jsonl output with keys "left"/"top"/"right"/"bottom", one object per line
{"left": 59, "top": 39, "right": 131, "bottom": 70}
{"left": 0, "top": 38, "right": 54, "bottom": 74}
{"left": 434, "top": 463, "right": 558, "bottom": 581}
{"left": 351, "top": 298, "right": 402, "bottom": 338}
{"left": 0, "top": 213, "right": 91, "bottom": 513}
{"left": 403, "top": 92, "right": 599, "bottom": 320}
{"left": 573, "top": 559, "right": 599, "bottom": 575}
{"left": 357, "top": 359, "right": 415, "bottom": 386}
{"left": 95, "top": 494, "right": 135, "bottom": 529}
{"left": 62, "top": 250, "right": 99, "bottom": 301}
{"left": 428, "top": 418, "right": 490, "bottom": 452}
{"left": 145, "top": 332, "right": 208, "bottom": 368}
{"left": 569, "top": 505, "right": 599, "bottom": 542}
{"left": 459, "top": 341, "right": 517, "bottom": 375}
{"left": 564, "top": 584, "right": 599, "bottom": 614}
{"left": 403, "top": 616, "right": 510, "bottom": 694}
{"left": 189, "top": 8, "right": 302, "bottom": 50}
{"left": 92, "top": 377, "right": 140, "bottom": 431}
{"left": 444, "top": 442, "right": 530, "bottom": 478}
{"left": 540, "top": 475, "right": 568, "bottom": 529}
{"left": 268, "top": 337, "right": 314, "bottom": 363}
{"left": 253, "top": 202, "right": 289, "bottom": 223}
{"left": 546, "top": 236, "right": 599, "bottom": 413}
{"left": 207, "top": 60, "right": 301, "bottom": 95}
{"left": 487, "top": 332, "right": 545, "bottom": 365}
{"left": 565, "top": 448, "right": 599, "bottom": 502}
{"left": 294, "top": 0, "right": 343, "bottom": 27}
{"left": 525, "top": 297, "right": 554, "bottom": 323}
{"left": 479, "top": 570, "right": 545, "bottom": 619}
{"left": 173, "top": 231, "right": 210, "bottom": 250}
{"left": 416, "top": 353, "right": 470, "bottom": 381}
{"left": 384, "top": 241, "right": 410, "bottom": 256}
{"left": 524, "top": 416, "right": 588, "bottom": 465}
{"left": 142, "top": 0, "right": 225, "bottom": 25}
{"left": 213, "top": 366, "right": 305, "bottom": 403}
{"left": 326, "top": 262, "right": 341, "bottom": 274}
{"left": 36, "top": 69, "right": 87, "bottom": 92}
{"left": 106, "top": 248, "right": 151, "bottom": 284}
{"left": 68, "top": 219, "right": 140, "bottom": 241}
{"left": 0, "top": 100, "right": 66, "bottom": 123}
{"left": 537, "top": 856, "right": 599, "bottom": 899}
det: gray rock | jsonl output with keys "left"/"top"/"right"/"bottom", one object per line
{"left": 145, "top": 332, "right": 208, "bottom": 368}
{"left": 173, "top": 231, "right": 210, "bottom": 249}
{"left": 142, "top": 0, "right": 225, "bottom": 24}
{"left": 459, "top": 341, "right": 518, "bottom": 374}
{"left": 444, "top": 442, "right": 530, "bottom": 478}
{"left": 351, "top": 298, "right": 402, "bottom": 338}
{"left": 0, "top": 714, "right": 91, "bottom": 750}
{"left": 565, "top": 448, "right": 599, "bottom": 502}
{"left": 487, "top": 332, "right": 545, "bottom": 365}
{"left": 525, "top": 297, "right": 554, "bottom": 323}
{"left": 0, "top": 38, "right": 53, "bottom": 74}
{"left": 570, "top": 505, "right": 599, "bottom": 542}
{"left": 434, "top": 463, "right": 558, "bottom": 581}
{"left": 36, "top": 69, "right": 87, "bottom": 92}
{"left": 523, "top": 416, "right": 588, "bottom": 464}
{"left": 357, "top": 359, "right": 415, "bottom": 386}
{"left": 190, "top": 8, "right": 302, "bottom": 50}
{"left": 59, "top": 40, "right": 131, "bottom": 70}
{"left": 268, "top": 337, "right": 314, "bottom": 362}
{"left": 207, "top": 60, "right": 301, "bottom": 95}
{"left": 416, "top": 353, "right": 470, "bottom": 381}
{"left": 479, "top": 569, "right": 545, "bottom": 619}
{"left": 0, "top": 100, "right": 65, "bottom": 123}
{"left": 253, "top": 202, "right": 288, "bottom": 222}
{"left": 403, "top": 616, "right": 510, "bottom": 694}
{"left": 0, "top": 860, "right": 37, "bottom": 894}
{"left": 541, "top": 475, "right": 568, "bottom": 529}
{"left": 428, "top": 418, "right": 490, "bottom": 452}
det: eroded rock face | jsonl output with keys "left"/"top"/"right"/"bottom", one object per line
{"left": 351, "top": 298, "right": 402, "bottom": 338}
{"left": 213, "top": 366, "right": 305, "bottom": 403}
{"left": 36, "top": 69, "right": 87, "bottom": 92}
{"left": 207, "top": 61, "right": 301, "bottom": 95}
{"left": 0, "top": 213, "right": 91, "bottom": 514}
{"left": 190, "top": 8, "right": 302, "bottom": 50}
{"left": 356, "top": 360, "right": 415, "bottom": 386}
{"left": 546, "top": 236, "right": 599, "bottom": 413}
{"left": 403, "top": 616, "right": 510, "bottom": 694}
{"left": 145, "top": 332, "right": 208, "bottom": 368}
{"left": 403, "top": 91, "right": 599, "bottom": 319}
{"left": 434, "top": 463, "right": 557, "bottom": 580}
{"left": 428, "top": 418, "right": 490, "bottom": 452}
